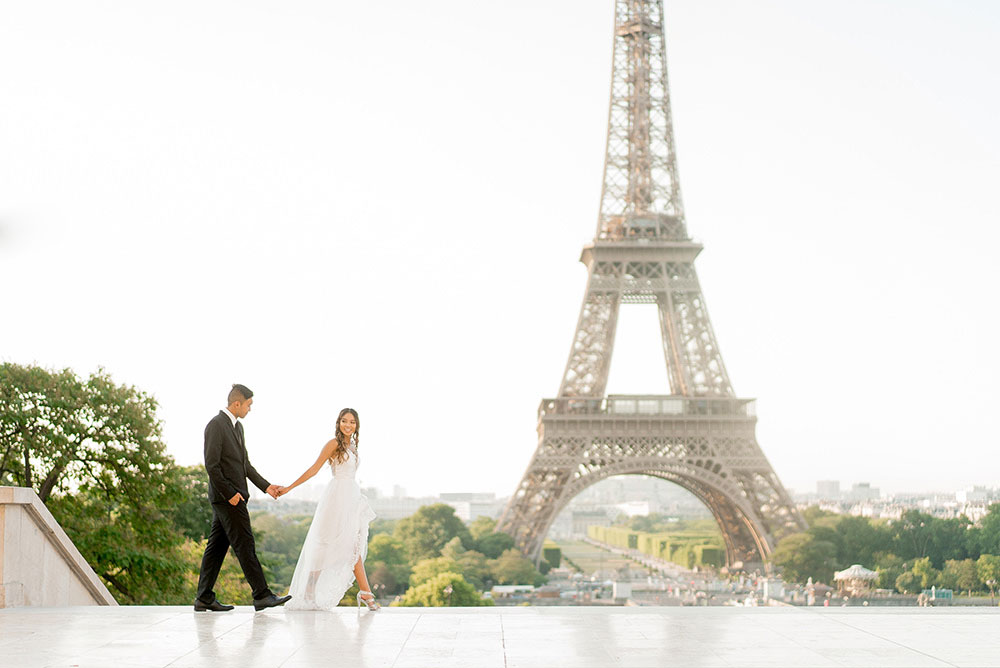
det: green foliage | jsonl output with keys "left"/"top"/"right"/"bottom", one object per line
{"left": 394, "top": 504, "right": 472, "bottom": 563}
{"left": 976, "top": 504, "right": 1000, "bottom": 554}
{"left": 910, "top": 556, "right": 939, "bottom": 590}
{"left": 468, "top": 516, "right": 497, "bottom": 541}
{"left": 410, "top": 557, "right": 461, "bottom": 587}
{"left": 874, "top": 553, "right": 905, "bottom": 590}
{"left": 939, "top": 559, "right": 979, "bottom": 595}
{"left": 802, "top": 506, "right": 840, "bottom": 525}
{"left": 393, "top": 572, "right": 493, "bottom": 607}
{"left": 0, "top": 364, "right": 198, "bottom": 604}
{"left": 456, "top": 550, "right": 491, "bottom": 590}
{"left": 179, "top": 539, "right": 254, "bottom": 605}
{"left": 835, "top": 516, "right": 890, "bottom": 568}
{"left": 475, "top": 531, "right": 515, "bottom": 559}
{"left": 48, "top": 486, "right": 189, "bottom": 604}
{"left": 770, "top": 533, "right": 839, "bottom": 584}
{"left": 441, "top": 536, "right": 466, "bottom": 561}
{"left": 590, "top": 523, "right": 724, "bottom": 570}
{"left": 368, "top": 533, "right": 408, "bottom": 566}
{"left": 977, "top": 554, "right": 1000, "bottom": 597}
{"left": 368, "top": 518, "right": 397, "bottom": 538}
{"left": 168, "top": 465, "right": 214, "bottom": 542}
{"left": 252, "top": 512, "right": 312, "bottom": 590}
{"left": 895, "top": 570, "right": 922, "bottom": 594}
{"left": 489, "top": 548, "right": 546, "bottom": 587}
{"left": 542, "top": 543, "right": 562, "bottom": 569}
{"left": 367, "top": 561, "right": 405, "bottom": 596}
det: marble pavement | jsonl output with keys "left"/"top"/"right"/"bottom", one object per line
{"left": 2, "top": 605, "right": 999, "bottom": 668}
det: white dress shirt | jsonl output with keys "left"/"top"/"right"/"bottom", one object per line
{"left": 222, "top": 407, "right": 239, "bottom": 428}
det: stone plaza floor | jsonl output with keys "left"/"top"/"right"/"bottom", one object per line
{"left": 1, "top": 605, "right": 999, "bottom": 668}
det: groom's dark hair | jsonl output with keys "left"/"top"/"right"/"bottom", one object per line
{"left": 228, "top": 384, "right": 253, "bottom": 404}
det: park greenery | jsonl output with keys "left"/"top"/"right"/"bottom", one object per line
{"left": 0, "top": 363, "right": 548, "bottom": 606}
{"left": 590, "top": 516, "right": 725, "bottom": 569}
{"left": 770, "top": 506, "right": 1000, "bottom": 597}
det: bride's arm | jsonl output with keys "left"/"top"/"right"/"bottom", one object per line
{"left": 280, "top": 439, "right": 337, "bottom": 495}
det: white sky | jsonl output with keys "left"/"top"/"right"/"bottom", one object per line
{"left": 2, "top": 1, "right": 998, "bottom": 500}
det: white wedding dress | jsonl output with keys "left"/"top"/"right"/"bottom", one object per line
{"left": 285, "top": 447, "right": 376, "bottom": 610}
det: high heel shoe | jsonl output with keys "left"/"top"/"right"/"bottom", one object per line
{"left": 357, "top": 590, "right": 380, "bottom": 611}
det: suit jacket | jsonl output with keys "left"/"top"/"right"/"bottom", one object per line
{"left": 204, "top": 410, "right": 270, "bottom": 504}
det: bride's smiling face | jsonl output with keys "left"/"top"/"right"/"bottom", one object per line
{"left": 338, "top": 412, "right": 357, "bottom": 437}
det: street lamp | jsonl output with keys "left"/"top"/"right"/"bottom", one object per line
{"left": 444, "top": 584, "right": 454, "bottom": 607}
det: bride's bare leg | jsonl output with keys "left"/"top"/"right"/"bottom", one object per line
{"left": 353, "top": 557, "right": 373, "bottom": 595}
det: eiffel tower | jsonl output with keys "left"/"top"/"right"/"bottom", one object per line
{"left": 497, "top": 0, "right": 805, "bottom": 566}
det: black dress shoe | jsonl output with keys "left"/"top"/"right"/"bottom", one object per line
{"left": 194, "top": 599, "right": 235, "bottom": 612}
{"left": 253, "top": 594, "right": 292, "bottom": 611}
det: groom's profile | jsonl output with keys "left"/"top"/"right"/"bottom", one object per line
{"left": 193, "top": 383, "right": 291, "bottom": 612}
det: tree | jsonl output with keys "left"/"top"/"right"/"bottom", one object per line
{"left": 1, "top": 364, "right": 195, "bottom": 604}
{"left": 394, "top": 504, "right": 472, "bottom": 562}
{"left": 976, "top": 504, "right": 1000, "bottom": 555}
{"left": 365, "top": 533, "right": 410, "bottom": 595}
{"left": 368, "top": 518, "right": 398, "bottom": 538}
{"left": 910, "top": 556, "right": 939, "bottom": 590}
{"left": 1, "top": 364, "right": 166, "bottom": 501}
{"left": 368, "top": 533, "right": 408, "bottom": 566}
{"left": 410, "top": 557, "right": 461, "bottom": 587}
{"left": 168, "top": 465, "right": 214, "bottom": 542}
{"left": 456, "top": 550, "right": 491, "bottom": 590}
{"left": 368, "top": 561, "right": 403, "bottom": 596}
{"left": 475, "top": 531, "right": 515, "bottom": 559}
{"left": 429, "top": 538, "right": 491, "bottom": 590}
{"left": 770, "top": 533, "right": 839, "bottom": 584}
{"left": 835, "top": 515, "right": 891, "bottom": 568}
{"left": 489, "top": 548, "right": 546, "bottom": 586}
{"left": 468, "top": 516, "right": 497, "bottom": 541}
{"left": 252, "top": 512, "right": 312, "bottom": 590}
{"left": 802, "top": 505, "right": 840, "bottom": 526}
{"left": 940, "top": 559, "right": 979, "bottom": 596}
{"left": 542, "top": 544, "right": 562, "bottom": 569}
{"left": 892, "top": 510, "right": 935, "bottom": 561}
{"left": 976, "top": 554, "right": 1000, "bottom": 602}
{"left": 873, "top": 553, "right": 905, "bottom": 590}
{"left": 441, "top": 536, "right": 467, "bottom": 561}
{"left": 895, "top": 570, "right": 922, "bottom": 595}
{"left": 394, "top": 572, "right": 492, "bottom": 607}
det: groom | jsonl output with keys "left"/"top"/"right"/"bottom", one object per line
{"left": 194, "top": 384, "right": 291, "bottom": 612}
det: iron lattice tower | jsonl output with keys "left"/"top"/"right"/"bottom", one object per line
{"left": 497, "top": 0, "right": 805, "bottom": 566}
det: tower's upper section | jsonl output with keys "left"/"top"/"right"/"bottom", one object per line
{"left": 597, "top": 0, "right": 687, "bottom": 243}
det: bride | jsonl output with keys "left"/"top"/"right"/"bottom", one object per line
{"left": 278, "top": 407, "right": 379, "bottom": 611}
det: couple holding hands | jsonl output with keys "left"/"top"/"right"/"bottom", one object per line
{"left": 193, "top": 384, "right": 379, "bottom": 613}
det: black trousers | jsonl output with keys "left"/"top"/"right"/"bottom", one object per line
{"left": 196, "top": 500, "right": 273, "bottom": 602}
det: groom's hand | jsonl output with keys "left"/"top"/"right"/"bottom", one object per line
{"left": 266, "top": 484, "right": 281, "bottom": 499}
{"left": 228, "top": 492, "right": 244, "bottom": 506}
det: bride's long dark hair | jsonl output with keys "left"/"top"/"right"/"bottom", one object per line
{"left": 329, "top": 407, "right": 360, "bottom": 465}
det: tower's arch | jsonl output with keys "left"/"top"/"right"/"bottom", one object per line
{"left": 531, "top": 468, "right": 769, "bottom": 568}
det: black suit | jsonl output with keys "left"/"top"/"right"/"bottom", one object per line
{"left": 196, "top": 410, "right": 274, "bottom": 603}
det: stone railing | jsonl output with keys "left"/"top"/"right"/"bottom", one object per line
{"left": 0, "top": 486, "right": 117, "bottom": 607}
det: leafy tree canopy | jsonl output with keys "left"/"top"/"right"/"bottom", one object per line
{"left": 1, "top": 364, "right": 195, "bottom": 603}
{"left": 394, "top": 504, "right": 472, "bottom": 562}
{"left": 475, "top": 531, "right": 515, "bottom": 559}
{"left": 394, "top": 572, "right": 492, "bottom": 607}
{"left": 489, "top": 548, "right": 546, "bottom": 587}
